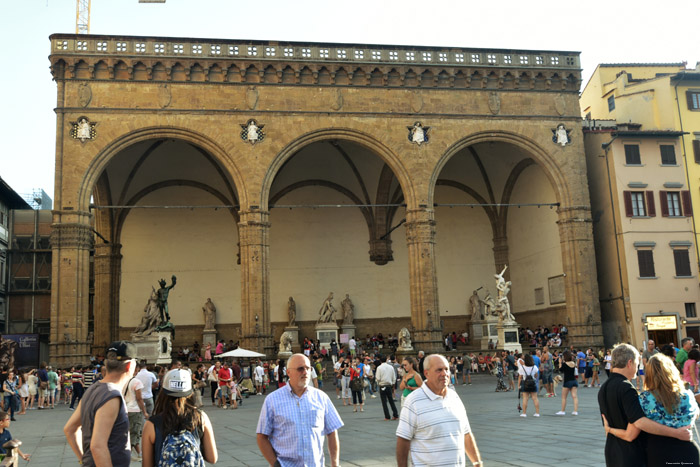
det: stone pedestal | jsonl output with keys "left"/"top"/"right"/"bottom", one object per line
{"left": 497, "top": 320, "right": 522, "bottom": 354}
{"left": 472, "top": 316, "right": 499, "bottom": 350}
{"left": 278, "top": 350, "right": 293, "bottom": 362}
{"left": 395, "top": 346, "right": 417, "bottom": 361}
{"left": 131, "top": 331, "right": 173, "bottom": 364}
{"left": 202, "top": 329, "right": 217, "bottom": 351}
{"left": 315, "top": 322, "right": 339, "bottom": 352}
{"left": 340, "top": 324, "right": 356, "bottom": 342}
{"left": 284, "top": 326, "right": 301, "bottom": 353}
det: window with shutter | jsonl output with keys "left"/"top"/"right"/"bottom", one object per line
{"left": 674, "top": 249, "right": 692, "bottom": 277}
{"left": 637, "top": 250, "right": 655, "bottom": 278}
{"left": 660, "top": 191, "right": 669, "bottom": 217}
{"left": 630, "top": 192, "right": 646, "bottom": 216}
{"left": 623, "top": 191, "right": 633, "bottom": 217}
{"left": 646, "top": 191, "right": 656, "bottom": 217}
{"left": 660, "top": 145, "right": 676, "bottom": 165}
{"left": 624, "top": 145, "right": 641, "bottom": 165}
{"left": 694, "top": 140, "right": 700, "bottom": 164}
{"left": 682, "top": 191, "right": 693, "bottom": 217}
{"left": 688, "top": 91, "right": 700, "bottom": 110}
{"left": 666, "top": 192, "right": 682, "bottom": 216}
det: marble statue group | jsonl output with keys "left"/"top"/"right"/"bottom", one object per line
{"left": 469, "top": 265, "right": 516, "bottom": 322}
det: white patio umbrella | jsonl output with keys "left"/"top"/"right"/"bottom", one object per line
{"left": 214, "top": 347, "right": 266, "bottom": 358}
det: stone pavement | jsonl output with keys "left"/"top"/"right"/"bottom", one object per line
{"left": 10, "top": 373, "right": 622, "bottom": 466}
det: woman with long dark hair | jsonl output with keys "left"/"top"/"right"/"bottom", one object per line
{"left": 556, "top": 350, "right": 579, "bottom": 416}
{"left": 141, "top": 368, "right": 218, "bottom": 466}
{"left": 399, "top": 356, "right": 423, "bottom": 406}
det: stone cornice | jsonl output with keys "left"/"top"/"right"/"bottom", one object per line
{"left": 49, "top": 34, "right": 581, "bottom": 92}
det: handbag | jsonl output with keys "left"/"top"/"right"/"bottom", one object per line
{"left": 350, "top": 376, "right": 363, "bottom": 392}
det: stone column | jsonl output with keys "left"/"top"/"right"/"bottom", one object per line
{"left": 405, "top": 208, "right": 443, "bottom": 353}
{"left": 50, "top": 213, "right": 94, "bottom": 367}
{"left": 238, "top": 210, "right": 274, "bottom": 356}
{"left": 93, "top": 243, "right": 122, "bottom": 353}
{"left": 557, "top": 206, "right": 604, "bottom": 347}
{"left": 492, "top": 235, "right": 509, "bottom": 274}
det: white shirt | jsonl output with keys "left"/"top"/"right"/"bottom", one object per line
{"left": 375, "top": 362, "right": 397, "bottom": 386}
{"left": 254, "top": 365, "right": 265, "bottom": 381}
{"left": 349, "top": 339, "right": 356, "bottom": 350}
{"left": 125, "top": 378, "right": 144, "bottom": 413}
{"left": 396, "top": 384, "right": 471, "bottom": 467}
{"left": 135, "top": 368, "right": 157, "bottom": 400}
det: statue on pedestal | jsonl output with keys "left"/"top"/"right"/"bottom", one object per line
{"left": 317, "top": 292, "right": 337, "bottom": 323}
{"left": 398, "top": 327, "right": 412, "bottom": 349}
{"left": 280, "top": 331, "right": 293, "bottom": 353}
{"left": 202, "top": 298, "right": 216, "bottom": 330}
{"left": 341, "top": 294, "right": 354, "bottom": 325}
{"left": 156, "top": 275, "right": 177, "bottom": 323}
{"left": 469, "top": 290, "right": 482, "bottom": 321}
{"left": 287, "top": 297, "right": 297, "bottom": 327}
{"left": 134, "top": 287, "right": 163, "bottom": 335}
{"left": 493, "top": 265, "right": 515, "bottom": 322}
{"left": 480, "top": 291, "right": 497, "bottom": 317}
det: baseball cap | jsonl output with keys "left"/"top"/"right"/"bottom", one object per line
{"left": 162, "top": 368, "right": 193, "bottom": 398}
{"left": 106, "top": 341, "right": 137, "bottom": 361}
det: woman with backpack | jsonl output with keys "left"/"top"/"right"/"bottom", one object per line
{"left": 141, "top": 368, "right": 218, "bottom": 466}
{"left": 517, "top": 353, "right": 540, "bottom": 417}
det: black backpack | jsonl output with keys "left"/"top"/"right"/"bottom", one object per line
{"left": 522, "top": 367, "right": 537, "bottom": 391}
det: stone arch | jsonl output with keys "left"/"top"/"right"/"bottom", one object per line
{"left": 261, "top": 128, "right": 415, "bottom": 210}
{"left": 78, "top": 126, "right": 246, "bottom": 213}
{"left": 429, "top": 130, "right": 569, "bottom": 207}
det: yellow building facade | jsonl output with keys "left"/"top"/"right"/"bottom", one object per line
{"left": 582, "top": 63, "right": 700, "bottom": 347}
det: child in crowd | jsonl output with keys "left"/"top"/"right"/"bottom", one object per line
{"left": 0, "top": 411, "right": 30, "bottom": 462}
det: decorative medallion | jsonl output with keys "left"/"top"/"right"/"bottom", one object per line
{"left": 554, "top": 95, "right": 566, "bottom": 116}
{"left": 158, "top": 84, "right": 172, "bottom": 109}
{"left": 411, "top": 92, "right": 424, "bottom": 113}
{"left": 330, "top": 89, "right": 344, "bottom": 111}
{"left": 552, "top": 123, "right": 571, "bottom": 147}
{"left": 78, "top": 83, "right": 92, "bottom": 108}
{"left": 407, "top": 122, "right": 429, "bottom": 145}
{"left": 488, "top": 91, "right": 501, "bottom": 115}
{"left": 240, "top": 119, "right": 265, "bottom": 145}
{"left": 245, "top": 86, "right": 259, "bottom": 110}
{"left": 70, "top": 117, "right": 96, "bottom": 142}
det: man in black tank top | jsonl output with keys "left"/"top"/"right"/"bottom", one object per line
{"left": 64, "top": 341, "right": 138, "bottom": 467}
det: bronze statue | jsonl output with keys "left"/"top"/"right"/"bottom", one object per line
{"left": 156, "top": 275, "right": 177, "bottom": 323}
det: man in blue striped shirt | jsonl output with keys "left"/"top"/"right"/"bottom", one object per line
{"left": 257, "top": 353, "right": 344, "bottom": 467}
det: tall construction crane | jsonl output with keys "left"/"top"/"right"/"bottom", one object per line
{"left": 76, "top": 0, "right": 165, "bottom": 34}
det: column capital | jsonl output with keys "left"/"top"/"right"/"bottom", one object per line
{"left": 404, "top": 209, "right": 436, "bottom": 245}
{"left": 50, "top": 222, "right": 93, "bottom": 250}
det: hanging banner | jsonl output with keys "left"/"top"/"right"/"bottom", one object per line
{"left": 0, "top": 334, "right": 40, "bottom": 369}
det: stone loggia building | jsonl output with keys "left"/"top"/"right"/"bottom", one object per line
{"left": 49, "top": 34, "right": 602, "bottom": 364}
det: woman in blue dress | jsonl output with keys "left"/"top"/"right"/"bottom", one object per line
{"left": 603, "top": 354, "right": 699, "bottom": 466}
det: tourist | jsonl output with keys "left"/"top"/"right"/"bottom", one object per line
{"left": 518, "top": 353, "right": 539, "bottom": 417}
{"left": 683, "top": 349, "right": 700, "bottom": 392}
{"left": 494, "top": 353, "right": 507, "bottom": 392}
{"left": 2, "top": 371, "right": 20, "bottom": 421}
{"left": 0, "top": 411, "right": 30, "bottom": 461}
{"left": 350, "top": 358, "right": 364, "bottom": 412}
{"left": 36, "top": 362, "right": 49, "bottom": 409}
{"left": 399, "top": 357, "right": 422, "bottom": 406}
{"left": 556, "top": 350, "right": 579, "bottom": 415}
{"left": 135, "top": 361, "right": 158, "bottom": 417}
{"left": 396, "top": 354, "right": 482, "bottom": 467}
{"left": 47, "top": 366, "right": 59, "bottom": 409}
{"left": 375, "top": 355, "right": 399, "bottom": 420}
{"left": 463, "top": 354, "right": 472, "bottom": 385}
{"left": 417, "top": 351, "right": 425, "bottom": 376}
{"left": 676, "top": 337, "right": 695, "bottom": 369}
{"left": 339, "top": 357, "right": 351, "bottom": 406}
{"left": 125, "top": 361, "right": 148, "bottom": 462}
{"left": 69, "top": 367, "right": 83, "bottom": 410}
{"left": 206, "top": 360, "right": 220, "bottom": 406}
{"left": 142, "top": 368, "right": 218, "bottom": 466}
{"left": 362, "top": 357, "right": 375, "bottom": 398}
{"left": 256, "top": 354, "right": 343, "bottom": 466}
{"left": 577, "top": 348, "right": 586, "bottom": 382}
{"left": 253, "top": 360, "right": 265, "bottom": 395}
{"left": 217, "top": 362, "right": 232, "bottom": 409}
{"left": 16, "top": 370, "right": 27, "bottom": 415}
{"left": 541, "top": 346, "right": 555, "bottom": 397}
{"left": 592, "top": 352, "right": 601, "bottom": 387}
{"left": 601, "top": 351, "right": 698, "bottom": 466}
{"left": 604, "top": 349, "right": 612, "bottom": 377}
{"left": 64, "top": 341, "right": 137, "bottom": 466}
{"left": 204, "top": 343, "right": 212, "bottom": 361}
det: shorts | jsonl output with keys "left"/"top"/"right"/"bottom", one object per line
{"left": 584, "top": 368, "right": 593, "bottom": 378}
{"left": 218, "top": 385, "right": 230, "bottom": 398}
{"left": 638, "top": 369, "right": 645, "bottom": 376}
{"left": 541, "top": 371, "right": 553, "bottom": 384}
{"left": 38, "top": 387, "right": 50, "bottom": 398}
{"left": 128, "top": 412, "right": 144, "bottom": 445}
{"left": 563, "top": 380, "right": 578, "bottom": 389}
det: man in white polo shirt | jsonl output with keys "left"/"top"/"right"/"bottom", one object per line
{"left": 396, "top": 354, "right": 483, "bottom": 467}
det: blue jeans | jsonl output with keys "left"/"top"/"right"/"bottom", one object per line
{"left": 364, "top": 377, "right": 374, "bottom": 394}
{"left": 4, "top": 395, "right": 15, "bottom": 419}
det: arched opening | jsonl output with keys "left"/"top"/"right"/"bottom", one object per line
{"left": 433, "top": 138, "right": 566, "bottom": 339}
{"left": 87, "top": 136, "right": 241, "bottom": 345}
{"left": 265, "top": 137, "right": 410, "bottom": 341}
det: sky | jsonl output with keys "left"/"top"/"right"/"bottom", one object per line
{"left": 1, "top": 0, "right": 698, "bottom": 198}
